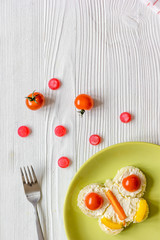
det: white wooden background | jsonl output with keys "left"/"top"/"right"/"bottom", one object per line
{"left": 0, "top": 0, "right": 160, "bottom": 239}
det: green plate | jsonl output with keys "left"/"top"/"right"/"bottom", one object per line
{"left": 64, "top": 142, "right": 160, "bottom": 240}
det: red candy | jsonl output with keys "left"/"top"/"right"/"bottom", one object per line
{"left": 48, "top": 78, "right": 60, "bottom": 90}
{"left": 89, "top": 134, "right": 101, "bottom": 145}
{"left": 58, "top": 157, "right": 70, "bottom": 168}
{"left": 18, "top": 126, "right": 30, "bottom": 137}
{"left": 54, "top": 125, "right": 66, "bottom": 137}
{"left": 120, "top": 112, "right": 131, "bottom": 123}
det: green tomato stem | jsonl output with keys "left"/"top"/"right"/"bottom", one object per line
{"left": 78, "top": 109, "right": 85, "bottom": 116}
{"left": 25, "top": 90, "right": 39, "bottom": 103}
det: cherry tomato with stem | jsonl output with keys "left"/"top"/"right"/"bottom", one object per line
{"left": 74, "top": 94, "right": 94, "bottom": 116}
{"left": 25, "top": 90, "right": 45, "bottom": 111}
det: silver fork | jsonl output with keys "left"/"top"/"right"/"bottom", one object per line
{"left": 20, "top": 166, "right": 44, "bottom": 240}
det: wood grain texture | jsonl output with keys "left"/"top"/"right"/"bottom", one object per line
{"left": 0, "top": 0, "right": 160, "bottom": 239}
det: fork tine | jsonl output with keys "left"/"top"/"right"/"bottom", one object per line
{"left": 23, "top": 167, "right": 30, "bottom": 184}
{"left": 31, "top": 165, "right": 38, "bottom": 183}
{"left": 27, "top": 166, "right": 33, "bottom": 183}
{"left": 20, "top": 167, "right": 26, "bottom": 184}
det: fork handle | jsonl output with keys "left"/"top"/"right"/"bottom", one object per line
{"left": 34, "top": 205, "right": 44, "bottom": 240}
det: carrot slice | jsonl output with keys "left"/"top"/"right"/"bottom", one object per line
{"left": 106, "top": 190, "right": 127, "bottom": 220}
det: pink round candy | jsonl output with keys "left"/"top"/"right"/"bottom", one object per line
{"left": 120, "top": 112, "right": 131, "bottom": 123}
{"left": 54, "top": 125, "right": 66, "bottom": 137}
{"left": 18, "top": 126, "right": 30, "bottom": 137}
{"left": 89, "top": 134, "right": 101, "bottom": 145}
{"left": 58, "top": 157, "right": 70, "bottom": 168}
{"left": 48, "top": 78, "right": 60, "bottom": 90}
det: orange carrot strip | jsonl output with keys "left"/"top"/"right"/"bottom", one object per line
{"left": 106, "top": 190, "right": 127, "bottom": 221}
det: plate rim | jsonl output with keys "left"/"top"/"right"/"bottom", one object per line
{"left": 63, "top": 141, "right": 160, "bottom": 239}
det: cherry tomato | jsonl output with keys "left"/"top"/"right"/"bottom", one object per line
{"left": 26, "top": 91, "right": 45, "bottom": 111}
{"left": 122, "top": 174, "right": 141, "bottom": 192}
{"left": 48, "top": 78, "right": 60, "bottom": 90}
{"left": 89, "top": 135, "right": 101, "bottom": 145}
{"left": 18, "top": 126, "right": 30, "bottom": 137}
{"left": 120, "top": 112, "right": 131, "bottom": 123}
{"left": 58, "top": 157, "right": 70, "bottom": 168}
{"left": 85, "top": 192, "right": 104, "bottom": 210}
{"left": 74, "top": 94, "right": 94, "bottom": 116}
